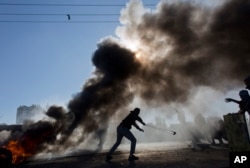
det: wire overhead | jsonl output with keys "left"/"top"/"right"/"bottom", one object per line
{"left": 0, "top": 13, "right": 120, "bottom": 16}
{"left": 0, "top": 3, "right": 155, "bottom": 7}
{"left": 0, "top": 2, "right": 157, "bottom": 23}
{"left": 0, "top": 13, "right": 120, "bottom": 23}
{"left": 0, "top": 20, "right": 119, "bottom": 23}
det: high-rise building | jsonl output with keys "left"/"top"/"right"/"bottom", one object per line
{"left": 16, "top": 105, "right": 44, "bottom": 124}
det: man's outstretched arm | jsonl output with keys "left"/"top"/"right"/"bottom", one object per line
{"left": 133, "top": 122, "right": 144, "bottom": 132}
{"left": 225, "top": 98, "right": 241, "bottom": 104}
{"left": 136, "top": 116, "right": 146, "bottom": 126}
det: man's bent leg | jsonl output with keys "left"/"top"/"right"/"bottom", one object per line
{"left": 123, "top": 129, "right": 137, "bottom": 155}
{"left": 108, "top": 126, "right": 123, "bottom": 156}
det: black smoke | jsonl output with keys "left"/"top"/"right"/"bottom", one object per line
{"left": 59, "top": 39, "right": 141, "bottom": 143}
{"left": 115, "top": 0, "right": 250, "bottom": 106}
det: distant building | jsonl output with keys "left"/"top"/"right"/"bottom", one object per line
{"left": 16, "top": 105, "right": 44, "bottom": 124}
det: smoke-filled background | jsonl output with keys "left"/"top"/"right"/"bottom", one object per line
{"left": 1, "top": 0, "right": 250, "bottom": 161}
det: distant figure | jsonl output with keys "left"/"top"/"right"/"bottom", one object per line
{"left": 225, "top": 90, "right": 250, "bottom": 115}
{"left": 95, "top": 121, "right": 108, "bottom": 151}
{"left": 244, "top": 76, "right": 250, "bottom": 90}
{"left": 211, "top": 119, "right": 227, "bottom": 145}
{"left": 106, "top": 108, "right": 146, "bottom": 161}
{"left": 192, "top": 113, "right": 207, "bottom": 144}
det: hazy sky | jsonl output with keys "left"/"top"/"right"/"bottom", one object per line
{"left": 0, "top": 0, "right": 122, "bottom": 124}
{"left": 0, "top": 0, "right": 234, "bottom": 124}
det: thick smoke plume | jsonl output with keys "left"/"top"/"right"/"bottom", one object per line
{"left": 116, "top": 0, "right": 250, "bottom": 106}
{"left": 1, "top": 0, "right": 250, "bottom": 162}
{"left": 63, "top": 39, "right": 140, "bottom": 141}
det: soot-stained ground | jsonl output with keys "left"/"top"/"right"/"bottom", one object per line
{"left": 13, "top": 142, "right": 229, "bottom": 168}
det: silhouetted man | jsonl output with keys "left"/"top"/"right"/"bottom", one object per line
{"left": 225, "top": 89, "right": 250, "bottom": 140}
{"left": 106, "top": 107, "right": 145, "bottom": 161}
{"left": 225, "top": 90, "right": 250, "bottom": 116}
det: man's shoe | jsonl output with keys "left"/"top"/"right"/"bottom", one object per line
{"left": 106, "top": 155, "right": 113, "bottom": 161}
{"left": 128, "top": 155, "right": 139, "bottom": 161}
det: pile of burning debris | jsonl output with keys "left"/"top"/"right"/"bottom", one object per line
{"left": 0, "top": 120, "right": 57, "bottom": 166}
{"left": 0, "top": 106, "right": 77, "bottom": 166}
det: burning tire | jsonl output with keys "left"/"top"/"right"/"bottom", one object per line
{"left": 0, "top": 148, "right": 12, "bottom": 168}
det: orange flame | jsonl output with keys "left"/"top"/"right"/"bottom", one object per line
{"left": 3, "top": 122, "right": 56, "bottom": 164}
{"left": 4, "top": 140, "right": 31, "bottom": 164}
